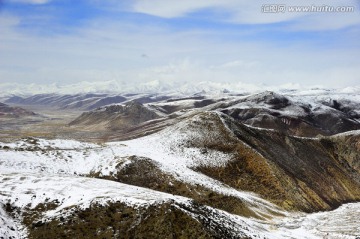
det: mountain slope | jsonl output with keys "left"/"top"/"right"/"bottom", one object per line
{"left": 2, "top": 112, "right": 359, "bottom": 214}
{"left": 69, "top": 101, "right": 162, "bottom": 131}
{"left": 4, "top": 90, "right": 360, "bottom": 139}
{"left": 0, "top": 102, "right": 36, "bottom": 118}
{"left": 1, "top": 174, "right": 264, "bottom": 239}
{"left": 5, "top": 93, "right": 123, "bottom": 110}
{"left": 199, "top": 113, "right": 360, "bottom": 211}
{"left": 214, "top": 91, "right": 360, "bottom": 137}
{"left": 5, "top": 93, "right": 172, "bottom": 111}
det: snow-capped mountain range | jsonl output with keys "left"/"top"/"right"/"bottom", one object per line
{"left": 1, "top": 80, "right": 360, "bottom": 97}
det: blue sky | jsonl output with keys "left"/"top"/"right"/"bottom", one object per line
{"left": 0, "top": 0, "right": 359, "bottom": 91}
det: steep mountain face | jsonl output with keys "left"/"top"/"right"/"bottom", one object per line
{"left": 0, "top": 102, "right": 36, "bottom": 118}
{"left": 331, "top": 133, "right": 360, "bottom": 174}
{"left": 196, "top": 113, "right": 360, "bottom": 212}
{"left": 69, "top": 101, "right": 161, "bottom": 130}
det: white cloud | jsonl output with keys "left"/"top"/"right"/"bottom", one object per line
{"left": 132, "top": 0, "right": 222, "bottom": 18}
{"left": 217, "top": 60, "right": 259, "bottom": 69}
{"left": 1, "top": 18, "right": 359, "bottom": 88}
{"left": 8, "top": 0, "right": 50, "bottom": 4}
{"left": 132, "top": 0, "right": 360, "bottom": 30}
{"left": 289, "top": 10, "right": 360, "bottom": 31}
{"left": 0, "top": 7, "right": 359, "bottom": 91}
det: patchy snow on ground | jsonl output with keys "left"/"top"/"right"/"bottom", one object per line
{"left": 274, "top": 203, "right": 360, "bottom": 239}
{"left": 0, "top": 140, "right": 117, "bottom": 176}
{"left": 0, "top": 204, "right": 26, "bottom": 239}
{"left": 2, "top": 138, "right": 99, "bottom": 151}
{"left": 0, "top": 117, "right": 283, "bottom": 218}
{"left": 0, "top": 173, "right": 191, "bottom": 218}
{"left": 1, "top": 110, "right": 360, "bottom": 238}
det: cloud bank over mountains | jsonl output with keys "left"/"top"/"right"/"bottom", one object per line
{"left": 0, "top": 0, "right": 359, "bottom": 90}
{"left": 1, "top": 79, "right": 360, "bottom": 97}
{"left": 132, "top": 0, "right": 360, "bottom": 29}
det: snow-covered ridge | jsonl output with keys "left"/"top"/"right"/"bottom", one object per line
{"left": 0, "top": 173, "right": 191, "bottom": 217}
{"left": 0, "top": 117, "right": 280, "bottom": 215}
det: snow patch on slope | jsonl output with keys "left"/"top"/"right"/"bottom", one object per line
{"left": 0, "top": 204, "right": 26, "bottom": 239}
{"left": 0, "top": 173, "right": 190, "bottom": 218}
{"left": 274, "top": 203, "right": 360, "bottom": 239}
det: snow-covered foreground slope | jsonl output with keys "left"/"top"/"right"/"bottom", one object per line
{"left": 0, "top": 173, "right": 297, "bottom": 238}
{"left": 1, "top": 112, "right": 360, "bottom": 238}
{"left": 2, "top": 172, "right": 359, "bottom": 239}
